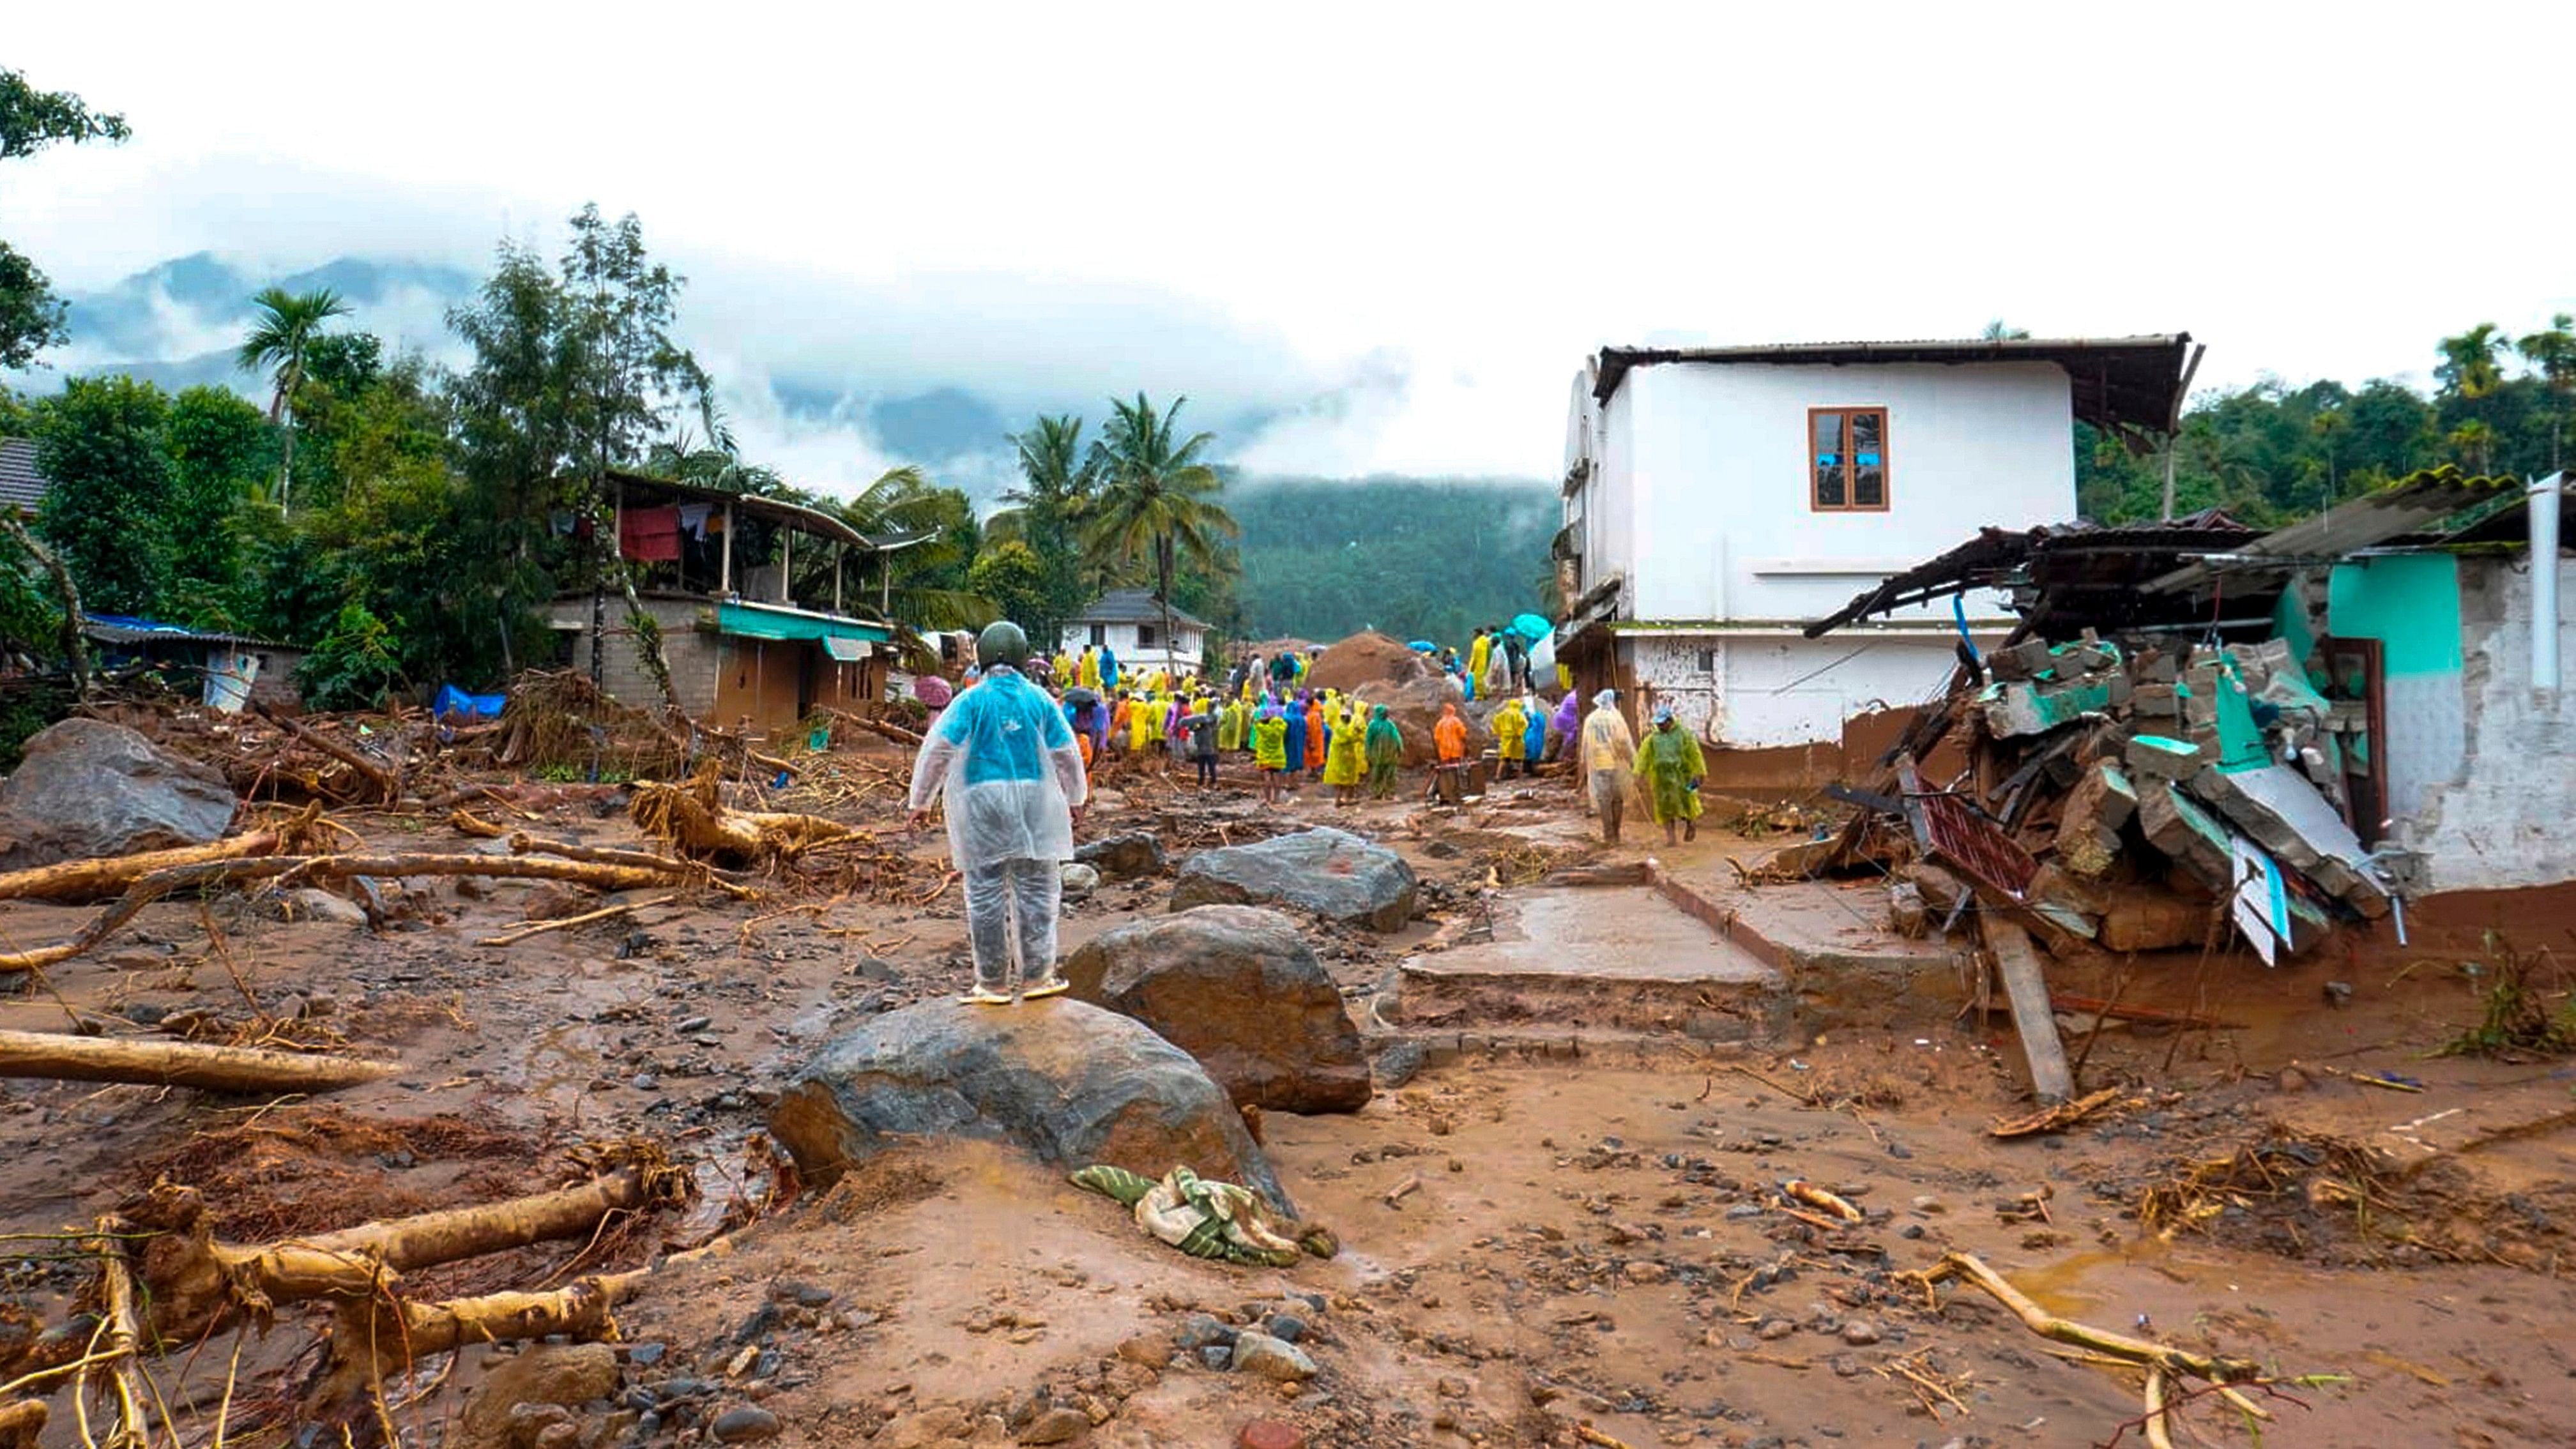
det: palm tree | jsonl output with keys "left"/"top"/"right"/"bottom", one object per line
{"left": 834, "top": 466, "right": 992, "bottom": 628}
{"left": 2446, "top": 419, "right": 2498, "bottom": 475}
{"left": 2435, "top": 323, "right": 2507, "bottom": 402}
{"left": 993, "top": 414, "right": 1101, "bottom": 642}
{"left": 234, "top": 285, "right": 352, "bottom": 513}
{"left": 2309, "top": 405, "right": 2349, "bottom": 505}
{"left": 1083, "top": 394, "right": 1238, "bottom": 670}
{"left": 2518, "top": 313, "right": 2576, "bottom": 471}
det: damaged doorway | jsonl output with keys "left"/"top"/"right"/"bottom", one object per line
{"left": 2322, "top": 637, "right": 2389, "bottom": 845}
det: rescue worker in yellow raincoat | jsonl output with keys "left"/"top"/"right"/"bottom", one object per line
{"left": 1639, "top": 704, "right": 1707, "bottom": 844}
{"left": 1579, "top": 690, "right": 1638, "bottom": 846}
{"left": 1491, "top": 695, "right": 1529, "bottom": 779}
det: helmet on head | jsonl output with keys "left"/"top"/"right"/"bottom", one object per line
{"left": 977, "top": 621, "right": 1029, "bottom": 669}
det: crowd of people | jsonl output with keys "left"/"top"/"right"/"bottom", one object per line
{"left": 904, "top": 621, "right": 1714, "bottom": 1004}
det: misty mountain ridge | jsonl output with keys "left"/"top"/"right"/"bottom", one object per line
{"left": 13, "top": 252, "right": 1492, "bottom": 494}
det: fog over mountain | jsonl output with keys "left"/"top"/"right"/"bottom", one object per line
{"left": 15, "top": 248, "right": 1533, "bottom": 502}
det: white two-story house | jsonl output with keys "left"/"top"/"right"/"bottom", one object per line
{"left": 1554, "top": 335, "right": 2191, "bottom": 774}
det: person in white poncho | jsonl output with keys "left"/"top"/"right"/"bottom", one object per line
{"left": 907, "top": 621, "right": 1090, "bottom": 1005}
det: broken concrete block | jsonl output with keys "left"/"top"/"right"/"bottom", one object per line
{"left": 2126, "top": 735, "right": 2203, "bottom": 783}
{"left": 1903, "top": 860, "right": 1969, "bottom": 918}
{"left": 2099, "top": 895, "right": 2210, "bottom": 952}
{"left": 2130, "top": 683, "right": 2179, "bottom": 718}
{"left": 2185, "top": 764, "right": 2390, "bottom": 916}
{"left": 1888, "top": 882, "right": 1928, "bottom": 939}
{"left": 2054, "top": 762, "right": 2138, "bottom": 877}
{"left": 2133, "top": 649, "right": 2178, "bottom": 685}
{"left": 2135, "top": 780, "right": 2236, "bottom": 891}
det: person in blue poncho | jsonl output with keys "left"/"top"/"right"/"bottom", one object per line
{"left": 908, "top": 621, "right": 1090, "bottom": 1005}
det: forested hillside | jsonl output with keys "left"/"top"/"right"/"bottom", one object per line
{"left": 1230, "top": 476, "right": 1555, "bottom": 646}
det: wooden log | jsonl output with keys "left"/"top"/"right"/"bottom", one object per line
{"left": 477, "top": 894, "right": 672, "bottom": 947}
{"left": 858, "top": 715, "right": 924, "bottom": 747}
{"left": 303, "top": 1270, "right": 646, "bottom": 1416}
{"left": 0, "top": 1029, "right": 395, "bottom": 1094}
{"left": 1983, "top": 917, "right": 2074, "bottom": 1104}
{"left": 252, "top": 701, "right": 397, "bottom": 805}
{"left": 0, "top": 830, "right": 285, "bottom": 906}
{"left": 0, "top": 1399, "right": 44, "bottom": 1449}
{"left": 1912, "top": 1250, "right": 2260, "bottom": 1383}
{"left": 131, "top": 1165, "right": 674, "bottom": 1341}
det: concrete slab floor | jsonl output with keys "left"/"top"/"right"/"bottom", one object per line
{"left": 1406, "top": 886, "right": 1778, "bottom": 985}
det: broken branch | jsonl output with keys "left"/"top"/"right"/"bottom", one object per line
{"left": 477, "top": 893, "right": 674, "bottom": 948}
{"left": 0, "top": 1029, "right": 394, "bottom": 1094}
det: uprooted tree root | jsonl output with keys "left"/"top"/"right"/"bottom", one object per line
{"left": 0, "top": 1142, "right": 692, "bottom": 1443}
{"left": 631, "top": 761, "right": 858, "bottom": 867}
{"left": 2138, "top": 1126, "right": 2576, "bottom": 1270}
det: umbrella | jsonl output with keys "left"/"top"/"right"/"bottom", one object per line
{"left": 1511, "top": 614, "right": 1553, "bottom": 641}
{"left": 1062, "top": 686, "right": 1100, "bottom": 706}
{"left": 1408, "top": 639, "right": 1437, "bottom": 653}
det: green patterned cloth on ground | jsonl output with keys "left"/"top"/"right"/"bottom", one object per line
{"left": 1072, "top": 1164, "right": 1318, "bottom": 1267}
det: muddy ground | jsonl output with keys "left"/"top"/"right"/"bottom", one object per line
{"left": 5, "top": 743, "right": 2575, "bottom": 1448}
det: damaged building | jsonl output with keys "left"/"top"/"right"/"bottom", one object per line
{"left": 1804, "top": 465, "right": 2573, "bottom": 961}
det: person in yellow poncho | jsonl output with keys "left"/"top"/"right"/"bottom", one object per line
{"left": 1078, "top": 648, "right": 1102, "bottom": 690}
{"left": 1216, "top": 694, "right": 1245, "bottom": 754}
{"left": 1467, "top": 629, "right": 1493, "bottom": 688}
{"left": 1639, "top": 704, "right": 1707, "bottom": 845}
{"left": 1127, "top": 690, "right": 1157, "bottom": 761}
{"left": 1252, "top": 703, "right": 1290, "bottom": 807}
{"left": 1053, "top": 650, "right": 1075, "bottom": 687}
{"left": 1579, "top": 689, "right": 1638, "bottom": 846}
{"left": 1323, "top": 704, "right": 1366, "bottom": 806}
{"left": 1491, "top": 695, "right": 1528, "bottom": 779}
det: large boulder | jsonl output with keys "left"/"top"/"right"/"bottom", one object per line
{"left": 1170, "top": 827, "right": 1418, "bottom": 932}
{"left": 1065, "top": 906, "right": 1371, "bottom": 1114}
{"left": 0, "top": 719, "right": 236, "bottom": 871}
{"left": 768, "top": 998, "right": 1290, "bottom": 1212}
{"left": 1076, "top": 831, "right": 1167, "bottom": 881}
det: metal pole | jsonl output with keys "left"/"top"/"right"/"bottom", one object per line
{"left": 719, "top": 503, "right": 733, "bottom": 596}
{"left": 2533, "top": 471, "right": 2564, "bottom": 699}
{"left": 781, "top": 528, "right": 793, "bottom": 605}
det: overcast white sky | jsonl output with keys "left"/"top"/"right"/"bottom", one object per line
{"left": 10, "top": 3, "right": 2573, "bottom": 488}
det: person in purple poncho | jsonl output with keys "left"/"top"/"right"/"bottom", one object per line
{"left": 1549, "top": 690, "right": 1581, "bottom": 764}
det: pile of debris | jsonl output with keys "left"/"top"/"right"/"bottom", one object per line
{"left": 1303, "top": 630, "right": 1436, "bottom": 694}
{"left": 1805, "top": 625, "right": 2393, "bottom": 966}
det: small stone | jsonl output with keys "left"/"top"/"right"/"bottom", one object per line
{"left": 631, "top": 1073, "right": 660, "bottom": 1092}
{"left": 1115, "top": 1333, "right": 1169, "bottom": 1366}
{"left": 1374, "top": 1040, "right": 1427, "bottom": 1088}
{"left": 678, "top": 1015, "right": 714, "bottom": 1033}
{"left": 627, "top": 1342, "right": 666, "bottom": 1367}
{"left": 1622, "top": 1261, "right": 1669, "bottom": 1285}
{"left": 2276, "top": 1065, "right": 2313, "bottom": 1093}
{"left": 1201, "top": 1346, "right": 1232, "bottom": 1371}
{"left": 1175, "top": 1314, "right": 1236, "bottom": 1351}
{"left": 1757, "top": 1319, "right": 1796, "bottom": 1341}
{"left": 1263, "top": 1313, "right": 1307, "bottom": 1344}
{"left": 1900, "top": 1224, "right": 1926, "bottom": 1240}
{"left": 1237, "top": 1420, "right": 1307, "bottom": 1449}
{"left": 1910, "top": 1195, "right": 1945, "bottom": 1214}
{"left": 1840, "top": 1320, "right": 1882, "bottom": 1346}
{"left": 1228, "top": 1331, "right": 1316, "bottom": 1382}
{"left": 1726, "top": 1203, "right": 1764, "bottom": 1220}
{"left": 712, "top": 1404, "right": 784, "bottom": 1442}
{"left": 1017, "top": 1406, "right": 1090, "bottom": 1445}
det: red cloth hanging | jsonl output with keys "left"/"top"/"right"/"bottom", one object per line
{"left": 619, "top": 505, "right": 683, "bottom": 562}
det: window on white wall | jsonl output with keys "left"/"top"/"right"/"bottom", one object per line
{"left": 1696, "top": 648, "right": 1718, "bottom": 674}
{"left": 1137, "top": 624, "right": 1160, "bottom": 649}
{"left": 1088, "top": 624, "right": 1106, "bottom": 646}
{"left": 1809, "top": 407, "right": 1889, "bottom": 512}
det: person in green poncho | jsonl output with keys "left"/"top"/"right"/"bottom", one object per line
{"left": 1640, "top": 703, "right": 1706, "bottom": 844}
{"left": 1364, "top": 704, "right": 1405, "bottom": 799}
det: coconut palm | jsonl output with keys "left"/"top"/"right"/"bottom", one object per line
{"left": 833, "top": 466, "right": 992, "bottom": 628}
{"left": 1083, "top": 393, "right": 1237, "bottom": 671}
{"left": 2435, "top": 324, "right": 2507, "bottom": 402}
{"left": 235, "top": 285, "right": 352, "bottom": 512}
{"left": 989, "top": 414, "right": 1102, "bottom": 641}
{"left": 2518, "top": 313, "right": 2576, "bottom": 471}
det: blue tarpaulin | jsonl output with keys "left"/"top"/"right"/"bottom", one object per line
{"left": 435, "top": 685, "right": 506, "bottom": 722}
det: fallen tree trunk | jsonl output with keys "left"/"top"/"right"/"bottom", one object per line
{"left": 254, "top": 701, "right": 399, "bottom": 805}
{"left": 129, "top": 1162, "right": 679, "bottom": 1342}
{"left": 857, "top": 715, "right": 924, "bottom": 747}
{"left": 630, "top": 768, "right": 857, "bottom": 866}
{"left": 0, "top": 1029, "right": 395, "bottom": 1094}
{"left": 304, "top": 1270, "right": 645, "bottom": 1419}
{"left": 0, "top": 829, "right": 287, "bottom": 906}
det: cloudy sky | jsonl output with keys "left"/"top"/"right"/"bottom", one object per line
{"left": 9, "top": 4, "right": 2573, "bottom": 492}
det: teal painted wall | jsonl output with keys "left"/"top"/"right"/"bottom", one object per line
{"left": 2326, "top": 555, "right": 2462, "bottom": 676}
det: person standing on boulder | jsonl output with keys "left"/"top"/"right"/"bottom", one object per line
{"left": 908, "top": 622, "right": 1089, "bottom": 1006}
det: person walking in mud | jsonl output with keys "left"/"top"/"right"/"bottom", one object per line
{"left": 1579, "top": 689, "right": 1638, "bottom": 846}
{"left": 907, "top": 621, "right": 1089, "bottom": 1005}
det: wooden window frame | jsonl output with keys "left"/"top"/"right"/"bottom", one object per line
{"left": 1806, "top": 406, "right": 1891, "bottom": 513}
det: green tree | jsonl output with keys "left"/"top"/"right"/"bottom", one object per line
{"left": 1981, "top": 319, "right": 2032, "bottom": 341}
{"left": 235, "top": 286, "right": 353, "bottom": 512}
{"left": 33, "top": 376, "right": 173, "bottom": 615}
{"left": 966, "top": 539, "right": 1049, "bottom": 631}
{"left": 162, "top": 385, "right": 273, "bottom": 621}
{"left": 995, "top": 413, "right": 1101, "bottom": 642}
{"left": 2445, "top": 418, "right": 2497, "bottom": 474}
{"left": 832, "top": 467, "right": 991, "bottom": 628}
{"left": 0, "top": 68, "right": 128, "bottom": 369}
{"left": 1085, "top": 394, "right": 1237, "bottom": 670}
{"left": 2517, "top": 313, "right": 2576, "bottom": 471}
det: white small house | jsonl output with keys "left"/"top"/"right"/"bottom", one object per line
{"left": 1555, "top": 335, "right": 2191, "bottom": 778}
{"left": 1060, "top": 588, "right": 1210, "bottom": 678}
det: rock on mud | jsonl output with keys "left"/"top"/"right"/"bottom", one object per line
{"left": 1170, "top": 827, "right": 1417, "bottom": 932}
{"left": 768, "top": 998, "right": 1292, "bottom": 1213}
{"left": 457, "top": 1343, "right": 620, "bottom": 1448}
{"left": 1076, "top": 831, "right": 1167, "bottom": 880}
{"left": 0, "top": 718, "right": 236, "bottom": 871}
{"left": 1065, "top": 906, "right": 1371, "bottom": 1114}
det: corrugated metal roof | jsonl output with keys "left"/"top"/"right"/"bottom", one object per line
{"left": 1591, "top": 334, "right": 2194, "bottom": 436}
{"left": 0, "top": 438, "right": 47, "bottom": 515}
{"left": 1071, "top": 588, "right": 1211, "bottom": 630}
{"left": 81, "top": 613, "right": 299, "bottom": 652}
{"left": 2143, "top": 467, "right": 2521, "bottom": 595}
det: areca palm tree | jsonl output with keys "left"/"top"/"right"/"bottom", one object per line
{"left": 1083, "top": 393, "right": 1237, "bottom": 669}
{"left": 990, "top": 414, "right": 1101, "bottom": 641}
{"left": 235, "top": 285, "right": 351, "bottom": 513}
{"left": 2518, "top": 313, "right": 2576, "bottom": 471}
{"left": 2435, "top": 323, "right": 2507, "bottom": 402}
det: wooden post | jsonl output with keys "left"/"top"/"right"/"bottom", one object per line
{"left": 781, "top": 527, "right": 793, "bottom": 605}
{"left": 2157, "top": 343, "right": 2207, "bottom": 522}
{"left": 833, "top": 542, "right": 844, "bottom": 615}
{"left": 1983, "top": 918, "right": 2074, "bottom": 1103}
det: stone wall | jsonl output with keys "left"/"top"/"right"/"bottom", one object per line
{"left": 2400, "top": 556, "right": 2576, "bottom": 894}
